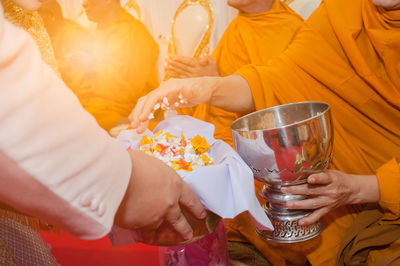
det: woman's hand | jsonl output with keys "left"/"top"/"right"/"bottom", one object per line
{"left": 128, "top": 75, "right": 254, "bottom": 133}
{"left": 282, "top": 170, "right": 380, "bottom": 226}
{"left": 166, "top": 55, "right": 219, "bottom": 78}
{"left": 128, "top": 77, "right": 219, "bottom": 133}
{"left": 115, "top": 150, "right": 206, "bottom": 243}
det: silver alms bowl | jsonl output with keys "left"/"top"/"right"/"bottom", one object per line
{"left": 231, "top": 102, "right": 333, "bottom": 243}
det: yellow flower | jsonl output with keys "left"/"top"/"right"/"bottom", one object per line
{"left": 165, "top": 132, "right": 175, "bottom": 142}
{"left": 140, "top": 135, "right": 151, "bottom": 146}
{"left": 201, "top": 154, "right": 213, "bottom": 165}
{"left": 153, "top": 130, "right": 163, "bottom": 138}
{"left": 191, "top": 135, "right": 211, "bottom": 154}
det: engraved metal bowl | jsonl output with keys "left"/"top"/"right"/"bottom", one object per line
{"left": 231, "top": 101, "right": 333, "bottom": 243}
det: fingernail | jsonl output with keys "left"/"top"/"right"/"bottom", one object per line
{"left": 200, "top": 210, "right": 207, "bottom": 219}
{"left": 281, "top": 187, "right": 287, "bottom": 193}
{"left": 286, "top": 202, "right": 293, "bottom": 208}
{"left": 309, "top": 177, "right": 315, "bottom": 183}
{"left": 299, "top": 220, "right": 305, "bottom": 226}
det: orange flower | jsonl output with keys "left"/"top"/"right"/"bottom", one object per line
{"left": 140, "top": 135, "right": 152, "bottom": 146}
{"left": 191, "top": 135, "right": 211, "bottom": 154}
{"left": 201, "top": 154, "right": 214, "bottom": 166}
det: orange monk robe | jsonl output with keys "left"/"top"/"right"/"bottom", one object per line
{"left": 83, "top": 8, "right": 159, "bottom": 131}
{"left": 48, "top": 19, "right": 96, "bottom": 102}
{"left": 193, "top": 0, "right": 303, "bottom": 147}
{"left": 232, "top": 0, "right": 400, "bottom": 264}
{"left": 48, "top": 9, "right": 159, "bottom": 131}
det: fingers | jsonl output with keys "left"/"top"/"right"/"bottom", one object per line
{"left": 129, "top": 96, "right": 147, "bottom": 129}
{"left": 286, "top": 196, "right": 332, "bottom": 210}
{"left": 135, "top": 121, "right": 149, "bottom": 134}
{"left": 165, "top": 202, "right": 193, "bottom": 240}
{"left": 282, "top": 183, "right": 326, "bottom": 196}
{"left": 298, "top": 207, "right": 330, "bottom": 226}
{"left": 308, "top": 172, "right": 332, "bottom": 185}
{"left": 166, "top": 63, "right": 192, "bottom": 78}
{"left": 169, "top": 72, "right": 187, "bottom": 79}
{"left": 167, "top": 58, "right": 193, "bottom": 73}
{"left": 198, "top": 56, "right": 210, "bottom": 66}
{"left": 179, "top": 182, "right": 207, "bottom": 220}
{"left": 170, "top": 56, "right": 195, "bottom": 67}
{"left": 281, "top": 172, "right": 333, "bottom": 195}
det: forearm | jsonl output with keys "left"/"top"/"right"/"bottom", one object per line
{"left": 210, "top": 75, "right": 255, "bottom": 113}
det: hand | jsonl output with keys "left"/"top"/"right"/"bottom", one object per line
{"left": 166, "top": 55, "right": 219, "bottom": 78}
{"left": 128, "top": 77, "right": 219, "bottom": 133}
{"left": 372, "top": 0, "right": 400, "bottom": 9}
{"left": 281, "top": 170, "right": 379, "bottom": 226}
{"left": 115, "top": 150, "right": 207, "bottom": 243}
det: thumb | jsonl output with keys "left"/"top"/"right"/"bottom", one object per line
{"left": 198, "top": 56, "right": 210, "bottom": 66}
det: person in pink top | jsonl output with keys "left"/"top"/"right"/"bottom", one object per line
{"left": 0, "top": 0, "right": 205, "bottom": 264}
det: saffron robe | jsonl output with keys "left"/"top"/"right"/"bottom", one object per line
{"left": 51, "top": 9, "right": 159, "bottom": 131}
{"left": 193, "top": 0, "right": 303, "bottom": 147}
{"left": 232, "top": 0, "right": 400, "bottom": 264}
{"left": 48, "top": 18, "right": 96, "bottom": 102}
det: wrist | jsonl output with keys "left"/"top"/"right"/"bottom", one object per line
{"left": 208, "top": 76, "right": 223, "bottom": 105}
{"left": 350, "top": 174, "right": 380, "bottom": 204}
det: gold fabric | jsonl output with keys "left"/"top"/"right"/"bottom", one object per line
{"left": 1, "top": 0, "right": 59, "bottom": 234}
{"left": 1, "top": 0, "right": 58, "bottom": 73}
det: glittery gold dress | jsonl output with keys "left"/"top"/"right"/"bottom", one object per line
{"left": 1, "top": 0, "right": 59, "bottom": 72}
{"left": 0, "top": 1, "right": 59, "bottom": 265}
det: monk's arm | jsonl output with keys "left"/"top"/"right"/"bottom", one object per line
{"left": 210, "top": 75, "right": 255, "bottom": 113}
{"left": 129, "top": 75, "right": 255, "bottom": 129}
{"left": 283, "top": 161, "right": 400, "bottom": 226}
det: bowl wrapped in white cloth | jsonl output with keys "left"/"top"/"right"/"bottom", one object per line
{"left": 110, "top": 115, "right": 272, "bottom": 246}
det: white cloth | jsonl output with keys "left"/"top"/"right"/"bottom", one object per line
{"left": 118, "top": 116, "right": 272, "bottom": 228}
{"left": 110, "top": 116, "right": 272, "bottom": 246}
{"left": 0, "top": 4, "right": 131, "bottom": 240}
{"left": 286, "top": 0, "right": 322, "bottom": 19}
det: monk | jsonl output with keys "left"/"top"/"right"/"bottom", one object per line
{"left": 166, "top": 0, "right": 303, "bottom": 148}
{"left": 167, "top": 0, "right": 304, "bottom": 263}
{"left": 39, "top": 0, "right": 95, "bottom": 103}
{"left": 129, "top": 0, "right": 400, "bottom": 264}
{"left": 42, "top": 0, "right": 159, "bottom": 131}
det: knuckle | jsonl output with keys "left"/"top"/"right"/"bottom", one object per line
{"left": 312, "top": 201, "right": 320, "bottom": 209}
{"left": 183, "top": 198, "right": 196, "bottom": 209}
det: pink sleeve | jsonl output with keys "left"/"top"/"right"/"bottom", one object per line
{"left": 0, "top": 5, "right": 131, "bottom": 239}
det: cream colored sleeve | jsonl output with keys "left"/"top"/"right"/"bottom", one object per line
{"left": 0, "top": 5, "right": 131, "bottom": 239}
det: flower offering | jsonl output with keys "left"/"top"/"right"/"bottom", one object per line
{"left": 139, "top": 130, "right": 214, "bottom": 172}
